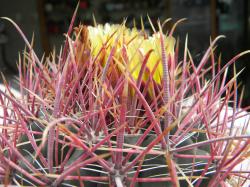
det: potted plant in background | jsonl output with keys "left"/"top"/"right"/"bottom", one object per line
{"left": 0, "top": 7, "right": 249, "bottom": 187}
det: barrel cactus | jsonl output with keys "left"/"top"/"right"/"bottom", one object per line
{"left": 0, "top": 11, "right": 249, "bottom": 187}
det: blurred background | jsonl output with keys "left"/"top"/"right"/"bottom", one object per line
{"left": 0, "top": 0, "right": 249, "bottom": 106}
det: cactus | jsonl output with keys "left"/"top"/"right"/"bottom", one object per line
{"left": 0, "top": 12, "right": 250, "bottom": 187}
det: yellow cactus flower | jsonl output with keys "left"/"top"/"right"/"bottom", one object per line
{"left": 75, "top": 23, "right": 175, "bottom": 85}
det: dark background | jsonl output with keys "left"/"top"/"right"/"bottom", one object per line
{"left": 0, "top": 0, "right": 249, "bottom": 106}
